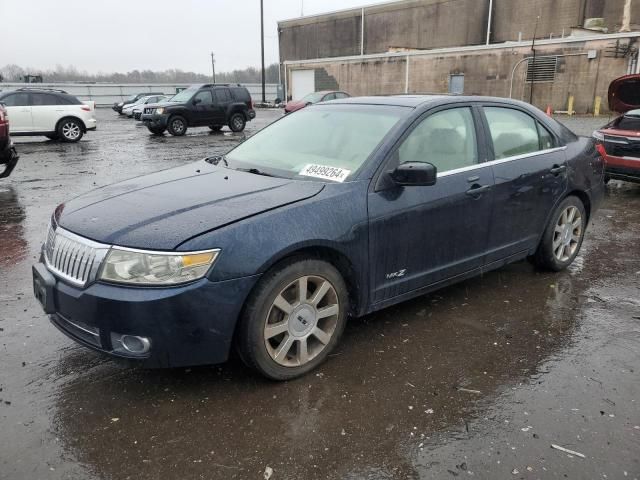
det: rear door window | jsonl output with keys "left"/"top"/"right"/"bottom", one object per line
{"left": 537, "top": 123, "right": 555, "bottom": 150}
{"left": 231, "top": 88, "right": 250, "bottom": 102}
{"left": 31, "top": 93, "right": 59, "bottom": 106}
{"left": 214, "top": 89, "right": 232, "bottom": 103}
{"left": 484, "top": 107, "right": 542, "bottom": 159}
{"left": 398, "top": 107, "right": 478, "bottom": 173}
{"left": 193, "top": 90, "right": 213, "bottom": 105}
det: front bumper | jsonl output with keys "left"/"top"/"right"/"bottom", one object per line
{"left": 142, "top": 113, "right": 169, "bottom": 128}
{"left": 604, "top": 154, "right": 640, "bottom": 183}
{"left": 32, "top": 261, "right": 260, "bottom": 368}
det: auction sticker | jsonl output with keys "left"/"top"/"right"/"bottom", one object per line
{"left": 299, "top": 164, "right": 351, "bottom": 182}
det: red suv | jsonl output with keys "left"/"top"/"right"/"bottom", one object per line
{"left": 593, "top": 74, "right": 640, "bottom": 184}
{"left": 0, "top": 103, "right": 19, "bottom": 178}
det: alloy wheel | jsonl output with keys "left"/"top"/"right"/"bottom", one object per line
{"left": 264, "top": 275, "right": 340, "bottom": 367}
{"left": 62, "top": 122, "right": 81, "bottom": 140}
{"left": 171, "top": 119, "right": 185, "bottom": 134}
{"left": 553, "top": 205, "right": 582, "bottom": 262}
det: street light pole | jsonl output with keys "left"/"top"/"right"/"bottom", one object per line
{"left": 211, "top": 52, "right": 216, "bottom": 84}
{"left": 260, "top": 0, "right": 266, "bottom": 102}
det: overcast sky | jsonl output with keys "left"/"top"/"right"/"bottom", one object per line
{"left": 1, "top": 0, "right": 390, "bottom": 74}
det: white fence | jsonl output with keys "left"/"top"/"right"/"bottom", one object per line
{"left": 0, "top": 82, "right": 280, "bottom": 106}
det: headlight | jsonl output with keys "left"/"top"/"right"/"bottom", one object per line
{"left": 99, "top": 248, "right": 219, "bottom": 286}
{"left": 155, "top": 107, "right": 164, "bottom": 114}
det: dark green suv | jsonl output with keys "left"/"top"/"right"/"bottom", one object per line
{"left": 141, "top": 84, "right": 255, "bottom": 136}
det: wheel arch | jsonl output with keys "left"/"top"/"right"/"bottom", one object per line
{"left": 257, "top": 243, "right": 362, "bottom": 317}
{"left": 566, "top": 189, "right": 591, "bottom": 222}
{"left": 55, "top": 116, "right": 86, "bottom": 133}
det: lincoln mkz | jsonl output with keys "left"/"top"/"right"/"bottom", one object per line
{"left": 33, "top": 96, "right": 605, "bottom": 380}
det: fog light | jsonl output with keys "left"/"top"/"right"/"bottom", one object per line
{"left": 111, "top": 333, "right": 151, "bottom": 356}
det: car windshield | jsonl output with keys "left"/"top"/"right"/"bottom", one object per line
{"left": 225, "top": 104, "right": 407, "bottom": 181}
{"left": 617, "top": 109, "right": 640, "bottom": 130}
{"left": 301, "top": 92, "right": 326, "bottom": 103}
{"left": 170, "top": 86, "right": 200, "bottom": 103}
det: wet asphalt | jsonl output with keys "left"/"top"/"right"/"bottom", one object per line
{"left": 0, "top": 110, "right": 639, "bottom": 480}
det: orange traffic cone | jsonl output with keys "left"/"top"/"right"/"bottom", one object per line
{"left": 545, "top": 105, "right": 553, "bottom": 116}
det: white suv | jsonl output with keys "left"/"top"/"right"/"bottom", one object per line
{"left": 0, "top": 88, "right": 97, "bottom": 142}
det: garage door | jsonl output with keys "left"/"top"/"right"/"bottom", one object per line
{"left": 291, "top": 70, "right": 315, "bottom": 101}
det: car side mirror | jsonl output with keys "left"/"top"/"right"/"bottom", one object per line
{"left": 192, "top": 98, "right": 201, "bottom": 105}
{"left": 390, "top": 162, "right": 437, "bottom": 186}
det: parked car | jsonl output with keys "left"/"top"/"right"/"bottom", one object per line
{"left": 0, "top": 88, "right": 96, "bottom": 142}
{"left": 33, "top": 95, "right": 604, "bottom": 380}
{"left": 141, "top": 84, "right": 255, "bottom": 135}
{"left": 284, "top": 91, "right": 350, "bottom": 114}
{"left": 112, "top": 92, "right": 164, "bottom": 114}
{"left": 593, "top": 74, "right": 640, "bottom": 184}
{"left": 122, "top": 95, "right": 169, "bottom": 118}
{"left": 133, "top": 95, "right": 171, "bottom": 120}
{"left": 0, "top": 103, "right": 19, "bottom": 178}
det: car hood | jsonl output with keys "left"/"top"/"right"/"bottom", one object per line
{"left": 57, "top": 161, "right": 324, "bottom": 250}
{"left": 285, "top": 100, "right": 307, "bottom": 111}
{"left": 608, "top": 74, "right": 640, "bottom": 113}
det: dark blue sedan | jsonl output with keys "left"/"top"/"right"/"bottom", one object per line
{"left": 32, "top": 95, "right": 605, "bottom": 380}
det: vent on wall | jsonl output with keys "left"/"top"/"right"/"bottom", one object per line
{"left": 526, "top": 57, "right": 558, "bottom": 83}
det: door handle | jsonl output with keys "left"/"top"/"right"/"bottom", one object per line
{"left": 549, "top": 165, "right": 566, "bottom": 175}
{"left": 466, "top": 184, "right": 491, "bottom": 196}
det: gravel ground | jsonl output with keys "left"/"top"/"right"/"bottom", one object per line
{"left": 1, "top": 109, "right": 638, "bottom": 480}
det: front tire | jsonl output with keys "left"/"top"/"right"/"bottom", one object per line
{"left": 237, "top": 258, "right": 348, "bottom": 380}
{"left": 228, "top": 113, "right": 246, "bottom": 132}
{"left": 57, "top": 118, "right": 83, "bottom": 143}
{"left": 533, "top": 196, "right": 586, "bottom": 271}
{"left": 147, "top": 125, "right": 166, "bottom": 135}
{"left": 167, "top": 115, "right": 187, "bottom": 136}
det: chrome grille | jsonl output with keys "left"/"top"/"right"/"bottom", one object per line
{"left": 44, "top": 223, "right": 110, "bottom": 288}
{"left": 143, "top": 107, "right": 155, "bottom": 115}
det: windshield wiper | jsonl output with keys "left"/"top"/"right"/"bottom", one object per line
{"left": 236, "top": 167, "right": 276, "bottom": 177}
{"left": 204, "top": 155, "right": 228, "bottom": 167}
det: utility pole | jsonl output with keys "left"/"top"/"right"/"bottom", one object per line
{"left": 529, "top": 16, "right": 540, "bottom": 105}
{"left": 260, "top": 0, "right": 266, "bottom": 102}
{"left": 211, "top": 52, "right": 216, "bottom": 84}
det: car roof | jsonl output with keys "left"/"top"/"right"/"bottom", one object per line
{"left": 326, "top": 94, "right": 533, "bottom": 109}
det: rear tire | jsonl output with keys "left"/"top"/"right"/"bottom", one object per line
{"left": 533, "top": 196, "right": 586, "bottom": 271}
{"left": 167, "top": 115, "right": 187, "bottom": 136}
{"left": 236, "top": 258, "right": 348, "bottom": 380}
{"left": 57, "top": 118, "right": 83, "bottom": 143}
{"left": 228, "top": 113, "right": 246, "bottom": 132}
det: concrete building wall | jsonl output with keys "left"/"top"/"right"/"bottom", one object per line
{"left": 279, "top": 0, "right": 489, "bottom": 62}
{"left": 491, "top": 0, "right": 638, "bottom": 42}
{"left": 279, "top": 0, "right": 636, "bottom": 61}
{"left": 490, "top": 0, "right": 583, "bottom": 42}
{"left": 362, "top": 0, "right": 489, "bottom": 52}
{"left": 285, "top": 37, "right": 635, "bottom": 114}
